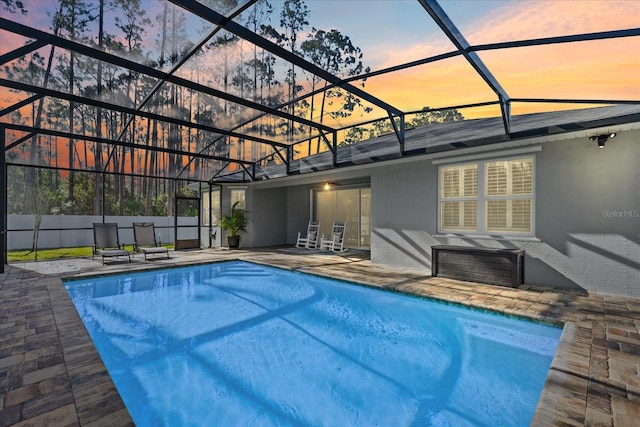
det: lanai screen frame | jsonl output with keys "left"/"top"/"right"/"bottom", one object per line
{"left": 1, "top": 0, "right": 639, "bottom": 271}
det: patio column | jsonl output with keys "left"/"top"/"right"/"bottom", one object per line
{"left": 1, "top": 126, "right": 6, "bottom": 273}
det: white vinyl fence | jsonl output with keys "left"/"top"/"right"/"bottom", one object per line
{"left": 7, "top": 215, "right": 199, "bottom": 251}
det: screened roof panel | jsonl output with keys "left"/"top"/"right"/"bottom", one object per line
{"left": 171, "top": 27, "right": 295, "bottom": 103}
{"left": 1, "top": 0, "right": 638, "bottom": 184}
{"left": 440, "top": 0, "right": 640, "bottom": 45}
{"left": 291, "top": 90, "right": 390, "bottom": 130}
{"left": 361, "top": 56, "right": 499, "bottom": 113}
{"left": 179, "top": 156, "right": 236, "bottom": 182}
{"left": 479, "top": 38, "right": 640, "bottom": 101}
{"left": 261, "top": 0, "right": 458, "bottom": 73}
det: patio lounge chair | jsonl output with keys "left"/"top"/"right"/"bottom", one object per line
{"left": 296, "top": 220, "right": 320, "bottom": 249}
{"left": 319, "top": 221, "right": 347, "bottom": 252}
{"left": 133, "top": 222, "right": 170, "bottom": 260}
{"left": 92, "top": 223, "right": 132, "bottom": 264}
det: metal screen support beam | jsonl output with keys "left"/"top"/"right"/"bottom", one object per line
{"left": 286, "top": 146, "right": 292, "bottom": 175}
{"left": 0, "top": 95, "right": 43, "bottom": 119}
{"left": 4, "top": 122, "right": 256, "bottom": 168}
{"left": 210, "top": 162, "right": 232, "bottom": 181}
{"left": 208, "top": 182, "right": 213, "bottom": 248}
{"left": 101, "top": 172, "right": 106, "bottom": 224}
{"left": 1, "top": 127, "right": 6, "bottom": 273}
{"left": 418, "top": 0, "right": 511, "bottom": 135}
{"left": 0, "top": 40, "right": 46, "bottom": 66}
{"left": 332, "top": 131, "right": 338, "bottom": 167}
{"left": 238, "top": 163, "right": 256, "bottom": 181}
{"left": 389, "top": 112, "right": 406, "bottom": 154}
{"left": 172, "top": 0, "right": 403, "bottom": 118}
{"left": 109, "top": 0, "right": 260, "bottom": 175}
{"left": 0, "top": 78, "right": 289, "bottom": 153}
{"left": 4, "top": 132, "right": 34, "bottom": 152}
{"left": 500, "top": 98, "right": 511, "bottom": 136}
{"left": 173, "top": 179, "right": 178, "bottom": 248}
{"left": 316, "top": 130, "right": 335, "bottom": 156}
{"left": 0, "top": 18, "right": 333, "bottom": 137}
{"left": 273, "top": 148, "right": 288, "bottom": 167}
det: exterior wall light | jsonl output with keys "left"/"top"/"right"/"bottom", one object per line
{"left": 588, "top": 132, "right": 616, "bottom": 148}
{"left": 323, "top": 182, "right": 341, "bottom": 190}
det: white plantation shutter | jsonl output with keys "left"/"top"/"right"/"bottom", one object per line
{"left": 487, "top": 200, "right": 507, "bottom": 229}
{"left": 439, "top": 157, "right": 534, "bottom": 235}
{"left": 511, "top": 161, "right": 533, "bottom": 194}
{"left": 442, "top": 201, "right": 460, "bottom": 228}
{"left": 485, "top": 158, "right": 533, "bottom": 233}
{"left": 463, "top": 201, "right": 478, "bottom": 228}
{"left": 442, "top": 169, "right": 460, "bottom": 198}
{"left": 440, "top": 165, "right": 478, "bottom": 231}
{"left": 486, "top": 162, "right": 507, "bottom": 196}
{"left": 511, "top": 199, "right": 532, "bottom": 231}
{"left": 463, "top": 167, "right": 478, "bottom": 197}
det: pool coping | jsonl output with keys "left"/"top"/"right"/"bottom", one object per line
{"left": 1, "top": 249, "right": 639, "bottom": 426}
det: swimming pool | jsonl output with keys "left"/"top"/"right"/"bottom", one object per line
{"left": 64, "top": 261, "right": 561, "bottom": 426}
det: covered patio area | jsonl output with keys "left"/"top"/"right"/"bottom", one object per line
{"left": 1, "top": 248, "right": 639, "bottom": 426}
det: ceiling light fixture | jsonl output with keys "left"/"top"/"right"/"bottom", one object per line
{"left": 588, "top": 132, "right": 616, "bottom": 149}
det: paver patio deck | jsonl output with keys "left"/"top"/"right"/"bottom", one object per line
{"left": 1, "top": 248, "right": 639, "bottom": 426}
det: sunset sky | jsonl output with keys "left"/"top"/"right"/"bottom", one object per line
{"left": 1, "top": 0, "right": 639, "bottom": 123}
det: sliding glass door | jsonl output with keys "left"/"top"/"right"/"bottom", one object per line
{"left": 313, "top": 187, "right": 370, "bottom": 249}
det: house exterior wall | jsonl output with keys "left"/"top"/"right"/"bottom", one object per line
{"left": 286, "top": 185, "right": 313, "bottom": 243}
{"left": 251, "top": 187, "right": 288, "bottom": 247}
{"left": 371, "top": 130, "right": 640, "bottom": 297}
{"left": 370, "top": 161, "right": 439, "bottom": 270}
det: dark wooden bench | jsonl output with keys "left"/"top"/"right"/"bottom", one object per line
{"left": 431, "top": 245, "right": 524, "bottom": 288}
{"left": 174, "top": 238, "right": 200, "bottom": 250}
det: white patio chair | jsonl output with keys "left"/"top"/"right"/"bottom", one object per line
{"left": 92, "top": 223, "right": 132, "bottom": 264}
{"left": 295, "top": 220, "right": 320, "bottom": 249}
{"left": 319, "top": 221, "right": 347, "bottom": 252}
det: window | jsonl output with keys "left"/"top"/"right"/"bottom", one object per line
{"left": 202, "top": 189, "right": 220, "bottom": 226}
{"left": 230, "top": 189, "right": 246, "bottom": 210}
{"left": 439, "top": 157, "right": 534, "bottom": 235}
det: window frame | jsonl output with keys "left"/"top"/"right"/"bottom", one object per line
{"left": 230, "top": 188, "right": 246, "bottom": 211}
{"left": 437, "top": 155, "right": 535, "bottom": 237}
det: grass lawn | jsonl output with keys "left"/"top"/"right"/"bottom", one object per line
{"left": 8, "top": 244, "right": 174, "bottom": 262}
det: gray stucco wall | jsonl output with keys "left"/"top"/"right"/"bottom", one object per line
{"left": 247, "top": 187, "right": 288, "bottom": 248}
{"left": 370, "top": 161, "right": 439, "bottom": 270}
{"left": 286, "top": 185, "right": 313, "bottom": 244}
{"left": 371, "top": 129, "right": 640, "bottom": 297}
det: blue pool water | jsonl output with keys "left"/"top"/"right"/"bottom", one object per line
{"left": 64, "top": 261, "right": 561, "bottom": 427}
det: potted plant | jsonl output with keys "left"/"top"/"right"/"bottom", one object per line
{"left": 217, "top": 201, "right": 248, "bottom": 249}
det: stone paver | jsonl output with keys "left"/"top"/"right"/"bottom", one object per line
{"left": 1, "top": 248, "right": 639, "bottom": 426}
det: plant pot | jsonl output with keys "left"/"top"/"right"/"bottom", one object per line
{"left": 227, "top": 235, "right": 240, "bottom": 249}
